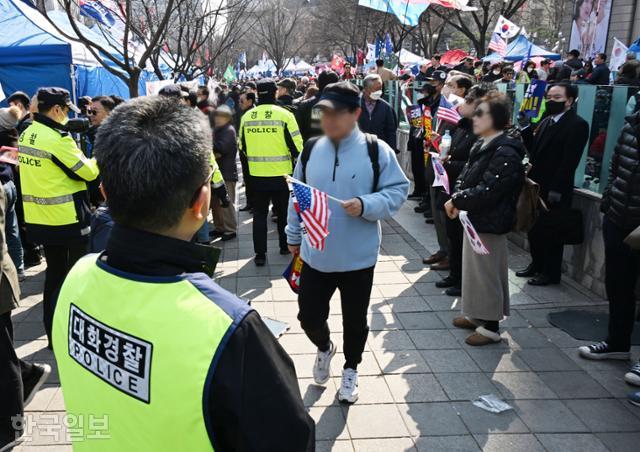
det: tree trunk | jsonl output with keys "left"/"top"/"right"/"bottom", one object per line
{"left": 128, "top": 69, "right": 141, "bottom": 98}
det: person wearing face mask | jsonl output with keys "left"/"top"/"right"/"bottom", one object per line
{"left": 17, "top": 88, "right": 99, "bottom": 348}
{"left": 482, "top": 63, "right": 503, "bottom": 83}
{"left": 358, "top": 73, "right": 398, "bottom": 151}
{"left": 517, "top": 83, "right": 589, "bottom": 286}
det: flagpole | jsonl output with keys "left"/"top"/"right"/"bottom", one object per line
{"left": 285, "top": 175, "right": 345, "bottom": 204}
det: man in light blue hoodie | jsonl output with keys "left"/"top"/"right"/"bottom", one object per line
{"left": 286, "top": 82, "right": 409, "bottom": 403}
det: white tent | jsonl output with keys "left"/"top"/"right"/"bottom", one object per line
{"left": 397, "top": 48, "right": 426, "bottom": 66}
{"left": 295, "top": 60, "right": 313, "bottom": 72}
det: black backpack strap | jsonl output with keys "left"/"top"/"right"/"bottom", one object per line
{"left": 364, "top": 133, "right": 380, "bottom": 192}
{"left": 300, "top": 136, "right": 320, "bottom": 183}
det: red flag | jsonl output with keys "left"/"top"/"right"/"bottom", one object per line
{"left": 330, "top": 54, "right": 345, "bottom": 72}
{"left": 356, "top": 49, "right": 365, "bottom": 66}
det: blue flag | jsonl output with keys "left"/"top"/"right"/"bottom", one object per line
{"left": 358, "top": 0, "right": 430, "bottom": 27}
{"left": 384, "top": 33, "right": 394, "bottom": 55}
{"left": 375, "top": 35, "right": 383, "bottom": 58}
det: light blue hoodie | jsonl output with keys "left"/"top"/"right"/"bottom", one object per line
{"left": 286, "top": 127, "right": 409, "bottom": 272}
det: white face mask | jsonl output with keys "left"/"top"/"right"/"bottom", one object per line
{"left": 370, "top": 90, "right": 383, "bottom": 100}
{"left": 493, "top": 69, "right": 501, "bottom": 75}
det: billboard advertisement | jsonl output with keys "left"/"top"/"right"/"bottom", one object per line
{"left": 569, "top": 0, "right": 613, "bottom": 58}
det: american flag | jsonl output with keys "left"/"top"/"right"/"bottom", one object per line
{"left": 291, "top": 181, "right": 330, "bottom": 250}
{"left": 436, "top": 96, "right": 462, "bottom": 125}
{"left": 488, "top": 32, "right": 507, "bottom": 57}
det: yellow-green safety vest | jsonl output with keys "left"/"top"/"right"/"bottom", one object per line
{"left": 238, "top": 104, "right": 303, "bottom": 177}
{"left": 209, "top": 153, "right": 225, "bottom": 188}
{"left": 18, "top": 120, "right": 99, "bottom": 227}
{"left": 53, "top": 255, "right": 252, "bottom": 451}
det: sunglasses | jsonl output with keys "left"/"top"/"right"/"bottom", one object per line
{"left": 189, "top": 166, "right": 215, "bottom": 206}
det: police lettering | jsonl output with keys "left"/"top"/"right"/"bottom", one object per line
{"left": 246, "top": 127, "right": 278, "bottom": 133}
{"left": 18, "top": 155, "right": 41, "bottom": 167}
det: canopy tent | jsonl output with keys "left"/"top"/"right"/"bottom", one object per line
{"left": 630, "top": 36, "right": 640, "bottom": 53}
{"left": 483, "top": 35, "right": 561, "bottom": 63}
{"left": 295, "top": 60, "right": 313, "bottom": 73}
{"left": 397, "top": 48, "right": 425, "bottom": 66}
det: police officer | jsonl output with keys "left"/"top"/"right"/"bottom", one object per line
{"left": 239, "top": 79, "right": 303, "bottom": 266}
{"left": 18, "top": 88, "right": 99, "bottom": 347}
{"left": 52, "top": 96, "right": 314, "bottom": 451}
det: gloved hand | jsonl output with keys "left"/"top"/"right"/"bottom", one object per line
{"left": 213, "top": 184, "right": 230, "bottom": 208}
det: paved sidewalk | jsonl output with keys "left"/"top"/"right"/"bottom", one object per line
{"left": 10, "top": 196, "right": 640, "bottom": 451}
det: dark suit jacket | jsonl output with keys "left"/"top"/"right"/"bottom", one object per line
{"left": 0, "top": 184, "right": 21, "bottom": 316}
{"left": 526, "top": 109, "right": 590, "bottom": 207}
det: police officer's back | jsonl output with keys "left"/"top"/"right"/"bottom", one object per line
{"left": 18, "top": 88, "right": 99, "bottom": 346}
{"left": 52, "top": 97, "right": 314, "bottom": 451}
{"left": 239, "top": 79, "right": 303, "bottom": 266}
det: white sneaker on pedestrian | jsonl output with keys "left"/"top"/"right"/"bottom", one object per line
{"left": 625, "top": 361, "right": 640, "bottom": 387}
{"left": 338, "top": 368, "right": 359, "bottom": 404}
{"left": 313, "top": 341, "right": 336, "bottom": 385}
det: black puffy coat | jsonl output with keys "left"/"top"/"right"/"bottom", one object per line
{"left": 295, "top": 95, "right": 321, "bottom": 142}
{"left": 601, "top": 112, "right": 640, "bottom": 231}
{"left": 451, "top": 133, "right": 526, "bottom": 234}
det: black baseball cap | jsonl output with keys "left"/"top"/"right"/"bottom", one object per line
{"left": 315, "top": 81, "right": 361, "bottom": 111}
{"left": 158, "top": 84, "right": 189, "bottom": 99}
{"left": 427, "top": 70, "right": 447, "bottom": 83}
{"left": 7, "top": 91, "right": 30, "bottom": 108}
{"left": 37, "top": 87, "right": 80, "bottom": 113}
{"left": 257, "top": 79, "right": 277, "bottom": 95}
{"left": 277, "top": 78, "right": 296, "bottom": 91}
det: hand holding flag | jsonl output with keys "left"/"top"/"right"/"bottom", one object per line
{"left": 287, "top": 176, "right": 334, "bottom": 251}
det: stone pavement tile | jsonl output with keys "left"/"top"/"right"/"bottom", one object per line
{"left": 414, "top": 435, "right": 480, "bottom": 452}
{"left": 466, "top": 349, "right": 530, "bottom": 373}
{"left": 565, "top": 399, "right": 640, "bottom": 432}
{"left": 273, "top": 316, "right": 304, "bottom": 334}
{"left": 309, "top": 406, "right": 349, "bottom": 440}
{"left": 46, "top": 388, "right": 65, "bottom": 411}
{"left": 538, "top": 327, "right": 595, "bottom": 348}
{"left": 19, "top": 411, "right": 70, "bottom": 446}
{"left": 373, "top": 349, "right": 431, "bottom": 374}
{"left": 560, "top": 347, "right": 631, "bottom": 373}
{"left": 596, "top": 432, "right": 640, "bottom": 452}
{"left": 407, "top": 329, "right": 460, "bottom": 350}
{"left": 536, "top": 433, "right": 609, "bottom": 452}
{"left": 491, "top": 371, "right": 558, "bottom": 400}
{"left": 343, "top": 404, "right": 410, "bottom": 439}
{"left": 452, "top": 401, "right": 529, "bottom": 434}
{"left": 15, "top": 339, "right": 47, "bottom": 361}
{"left": 236, "top": 275, "right": 272, "bottom": 290}
{"left": 420, "top": 350, "right": 480, "bottom": 373}
{"left": 501, "top": 327, "right": 554, "bottom": 349}
{"left": 373, "top": 271, "right": 410, "bottom": 285}
{"left": 352, "top": 438, "right": 416, "bottom": 451}
{"left": 279, "top": 333, "right": 317, "bottom": 354}
{"left": 499, "top": 311, "right": 529, "bottom": 329}
{"left": 517, "top": 348, "right": 582, "bottom": 371}
{"left": 588, "top": 370, "right": 635, "bottom": 398}
{"left": 290, "top": 354, "right": 325, "bottom": 379}
{"left": 248, "top": 301, "right": 274, "bottom": 317}
{"left": 24, "top": 385, "right": 57, "bottom": 412}
{"left": 368, "top": 330, "right": 416, "bottom": 351}
{"left": 413, "top": 283, "right": 445, "bottom": 297}
{"left": 537, "top": 371, "right": 611, "bottom": 399}
{"left": 331, "top": 376, "right": 394, "bottom": 405}
{"left": 396, "top": 312, "right": 445, "bottom": 330}
{"left": 397, "top": 402, "right": 469, "bottom": 437}
{"left": 508, "top": 291, "right": 540, "bottom": 306}
{"left": 512, "top": 400, "right": 588, "bottom": 433}
{"left": 330, "top": 351, "right": 381, "bottom": 377}
{"left": 315, "top": 440, "right": 354, "bottom": 452}
{"left": 385, "top": 374, "right": 448, "bottom": 403}
{"left": 514, "top": 308, "right": 559, "bottom": 328}
{"left": 271, "top": 287, "right": 299, "bottom": 302}
{"left": 374, "top": 261, "right": 400, "bottom": 273}
{"left": 384, "top": 297, "right": 431, "bottom": 314}
{"left": 435, "top": 372, "right": 500, "bottom": 401}
{"left": 473, "top": 433, "right": 545, "bottom": 452}
{"left": 14, "top": 322, "right": 46, "bottom": 342}
{"left": 424, "top": 295, "right": 461, "bottom": 311}
{"left": 368, "top": 312, "right": 401, "bottom": 331}
{"left": 299, "top": 378, "right": 339, "bottom": 407}
{"left": 377, "top": 283, "right": 419, "bottom": 298}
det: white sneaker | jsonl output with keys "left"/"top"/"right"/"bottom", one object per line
{"left": 338, "top": 368, "right": 359, "bottom": 404}
{"left": 313, "top": 342, "right": 336, "bottom": 385}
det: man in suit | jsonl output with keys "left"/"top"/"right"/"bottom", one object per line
{"left": 518, "top": 83, "right": 589, "bottom": 286}
{"left": 0, "top": 184, "right": 51, "bottom": 450}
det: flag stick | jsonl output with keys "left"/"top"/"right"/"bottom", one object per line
{"left": 285, "top": 175, "right": 345, "bottom": 204}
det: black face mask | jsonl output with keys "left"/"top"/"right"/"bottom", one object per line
{"left": 421, "top": 84, "right": 436, "bottom": 97}
{"left": 545, "top": 100, "right": 566, "bottom": 115}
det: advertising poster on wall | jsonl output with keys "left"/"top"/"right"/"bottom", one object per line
{"left": 569, "top": 0, "right": 613, "bottom": 58}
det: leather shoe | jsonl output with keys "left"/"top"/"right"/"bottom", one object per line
{"left": 255, "top": 254, "right": 266, "bottom": 266}
{"left": 435, "top": 276, "right": 456, "bottom": 288}
{"left": 527, "top": 275, "right": 560, "bottom": 286}
{"left": 422, "top": 253, "right": 445, "bottom": 265}
{"left": 431, "top": 258, "right": 450, "bottom": 271}
{"left": 445, "top": 286, "right": 462, "bottom": 297}
{"left": 516, "top": 264, "right": 539, "bottom": 278}
{"left": 414, "top": 204, "right": 428, "bottom": 213}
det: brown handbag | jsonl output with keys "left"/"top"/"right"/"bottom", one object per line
{"left": 514, "top": 177, "right": 542, "bottom": 233}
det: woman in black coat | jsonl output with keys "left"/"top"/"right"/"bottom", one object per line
{"left": 444, "top": 92, "right": 525, "bottom": 346}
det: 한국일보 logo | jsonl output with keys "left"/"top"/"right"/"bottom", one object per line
{"left": 67, "top": 304, "right": 153, "bottom": 403}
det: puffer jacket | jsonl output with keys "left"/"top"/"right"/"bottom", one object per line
{"left": 451, "top": 133, "right": 526, "bottom": 234}
{"left": 601, "top": 112, "right": 640, "bottom": 230}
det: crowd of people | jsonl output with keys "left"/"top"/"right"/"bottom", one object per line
{"left": 0, "top": 43, "right": 639, "bottom": 450}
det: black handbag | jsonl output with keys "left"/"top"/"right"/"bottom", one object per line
{"left": 536, "top": 208, "right": 584, "bottom": 245}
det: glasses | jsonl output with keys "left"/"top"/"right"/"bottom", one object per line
{"left": 473, "top": 109, "right": 487, "bottom": 118}
{"left": 190, "top": 166, "right": 215, "bottom": 206}
{"left": 86, "top": 109, "right": 96, "bottom": 116}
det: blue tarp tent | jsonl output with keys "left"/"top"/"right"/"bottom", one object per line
{"left": 630, "top": 37, "right": 640, "bottom": 53}
{"left": 0, "top": 0, "right": 74, "bottom": 102}
{"left": 484, "top": 35, "right": 561, "bottom": 62}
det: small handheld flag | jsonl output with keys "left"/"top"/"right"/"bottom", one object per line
{"left": 288, "top": 177, "right": 332, "bottom": 251}
{"left": 459, "top": 211, "right": 490, "bottom": 255}
{"left": 436, "top": 96, "right": 462, "bottom": 125}
{"left": 429, "top": 152, "right": 450, "bottom": 194}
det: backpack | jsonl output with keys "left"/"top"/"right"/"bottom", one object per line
{"left": 300, "top": 133, "right": 380, "bottom": 193}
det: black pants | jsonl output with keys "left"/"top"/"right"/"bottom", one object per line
{"left": 297, "top": 264, "right": 374, "bottom": 370}
{"left": 445, "top": 215, "right": 463, "bottom": 285}
{"left": 603, "top": 216, "right": 640, "bottom": 351}
{"left": 528, "top": 216, "right": 564, "bottom": 282}
{"left": 410, "top": 145, "right": 426, "bottom": 195}
{"left": 0, "top": 311, "right": 33, "bottom": 448}
{"left": 239, "top": 153, "right": 254, "bottom": 208}
{"left": 42, "top": 240, "right": 88, "bottom": 344}
{"left": 252, "top": 189, "right": 289, "bottom": 255}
